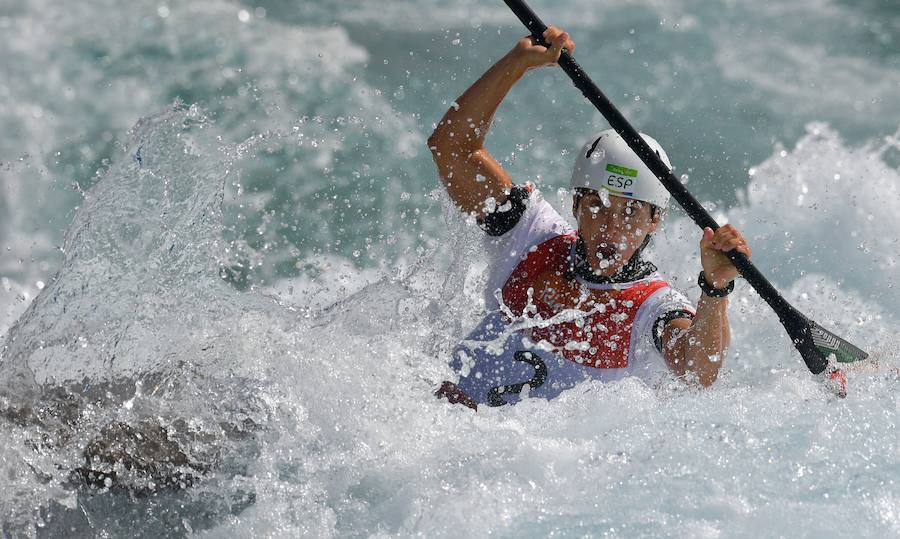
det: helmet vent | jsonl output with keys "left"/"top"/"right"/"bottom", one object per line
{"left": 585, "top": 135, "right": 604, "bottom": 159}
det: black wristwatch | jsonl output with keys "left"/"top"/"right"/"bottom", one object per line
{"left": 698, "top": 271, "right": 734, "bottom": 297}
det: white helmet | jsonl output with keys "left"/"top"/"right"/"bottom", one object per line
{"left": 570, "top": 129, "right": 672, "bottom": 208}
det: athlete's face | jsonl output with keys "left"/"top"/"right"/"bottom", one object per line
{"left": 573, "top": 190, "right": 660, "bottom": 276}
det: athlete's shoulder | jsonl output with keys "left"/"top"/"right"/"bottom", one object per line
{"left": 478, "top": 184, "right": 532, "bottom": 237}
{"left": 631, "top": 277, "right": 695, "bottom": 354}
{"left": 480, "top": 184, "right": 572, "bottom": 238}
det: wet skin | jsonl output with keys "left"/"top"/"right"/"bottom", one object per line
{"left": 572, "top": 191, "right": 659, "bottom": 277}
{"left": 428, "top": 24, "right": 753, "bottom": 387}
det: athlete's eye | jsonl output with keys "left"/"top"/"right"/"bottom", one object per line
{"left": 585, "top": 198, "right": 605, "bottom": 213}
{"left": 623, "top": 201, "right": 643, "bottom": 217}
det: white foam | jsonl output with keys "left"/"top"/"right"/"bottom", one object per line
{"left": 1, "top": 0, "right": 898, "bottom": 534}
{"left": 716, "top": 37, "right": 900, "bottom": 130}
{"left": 0, "top": 0, "right": 422, "bottom": 301}
{"left": 1, "top": 106, "right": 897, "bottom": 537}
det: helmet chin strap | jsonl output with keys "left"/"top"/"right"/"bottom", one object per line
{"left": 570, "top": 232, "right": 657, "bottom": 284}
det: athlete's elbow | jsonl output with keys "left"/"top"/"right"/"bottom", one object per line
{"left": 697, "top": 370, "right": 719, "bottom": 388}
{"left": 696, "top": 361, "right": 723, "bottom": 387}
{"left": 426, "top": 132, "right": 441, "bottom": 152}
{"left": 428, "top": 124, "right": 477, "bottom": 156}
{"left": 427, "top": 124, "right": 454, "bottom": 152}
{"left": 427, "top": 137, "right": 452, "bottom": 163}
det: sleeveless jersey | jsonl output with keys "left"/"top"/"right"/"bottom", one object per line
{"left": 449, "top": 197, "right": 694, "bottom": 407}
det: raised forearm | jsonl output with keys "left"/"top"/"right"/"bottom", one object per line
{"left": 427, "top": 51, "right": 527, "bottom": 153}
{"left": 427, "top": 28, "right": 575, "bottom": 215}
{"left": 682, "top": 295, "right": 730, "bottom": 386}
{"left": 670, "top": 224, "right": 751, "bottom": 387}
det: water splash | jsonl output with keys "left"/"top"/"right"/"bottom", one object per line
{"left": 0, "top": 105, "right": 282, "bottom": 535}
{"left": 0, "top": 106, "right": 898, "bottom": 538}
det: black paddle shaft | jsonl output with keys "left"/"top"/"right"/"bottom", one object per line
{"left": 502, "top": 0, "right": 830, "bottom": 373}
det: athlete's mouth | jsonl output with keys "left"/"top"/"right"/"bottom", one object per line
{"left": 594, "top": 243, "right": 622, "bottom": 270}
{"left": 596, "top": 243, "right": 618, "bottom": 260}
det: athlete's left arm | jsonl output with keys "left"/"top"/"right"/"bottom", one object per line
{"left": 660, "top": 225, "right": 752, "bottom": 387}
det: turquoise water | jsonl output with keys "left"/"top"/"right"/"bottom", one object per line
{"left": 2, "top": 0, "right": 898, "bottom": 297}
{"left": 0, "top": 0, "right": 898, "bottom": 536}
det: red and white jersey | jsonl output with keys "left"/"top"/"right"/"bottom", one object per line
{"left": 451, "top": 191, "right": 694, "bottom": 406}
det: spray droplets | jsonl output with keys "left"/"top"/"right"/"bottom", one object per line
{"left": 598, "top": 188, "right": 611, "bottom": 208}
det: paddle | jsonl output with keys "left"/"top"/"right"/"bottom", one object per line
{"left": 501, "top": 0, "right": 869, "bottom": 376}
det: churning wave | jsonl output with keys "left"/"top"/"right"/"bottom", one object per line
{"left": 1, "top": 0, "right": 898, "bottom": 535}
{"left": 0, "top": 103, "right": 897, "bottom": 537}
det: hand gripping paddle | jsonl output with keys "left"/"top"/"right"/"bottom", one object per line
{"left": 501, "top": 0, "right": 868, "bottom": 377}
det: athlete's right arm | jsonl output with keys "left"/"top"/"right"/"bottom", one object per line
{"left": 427, "top": 27, "right": 576, "bottom": 217}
